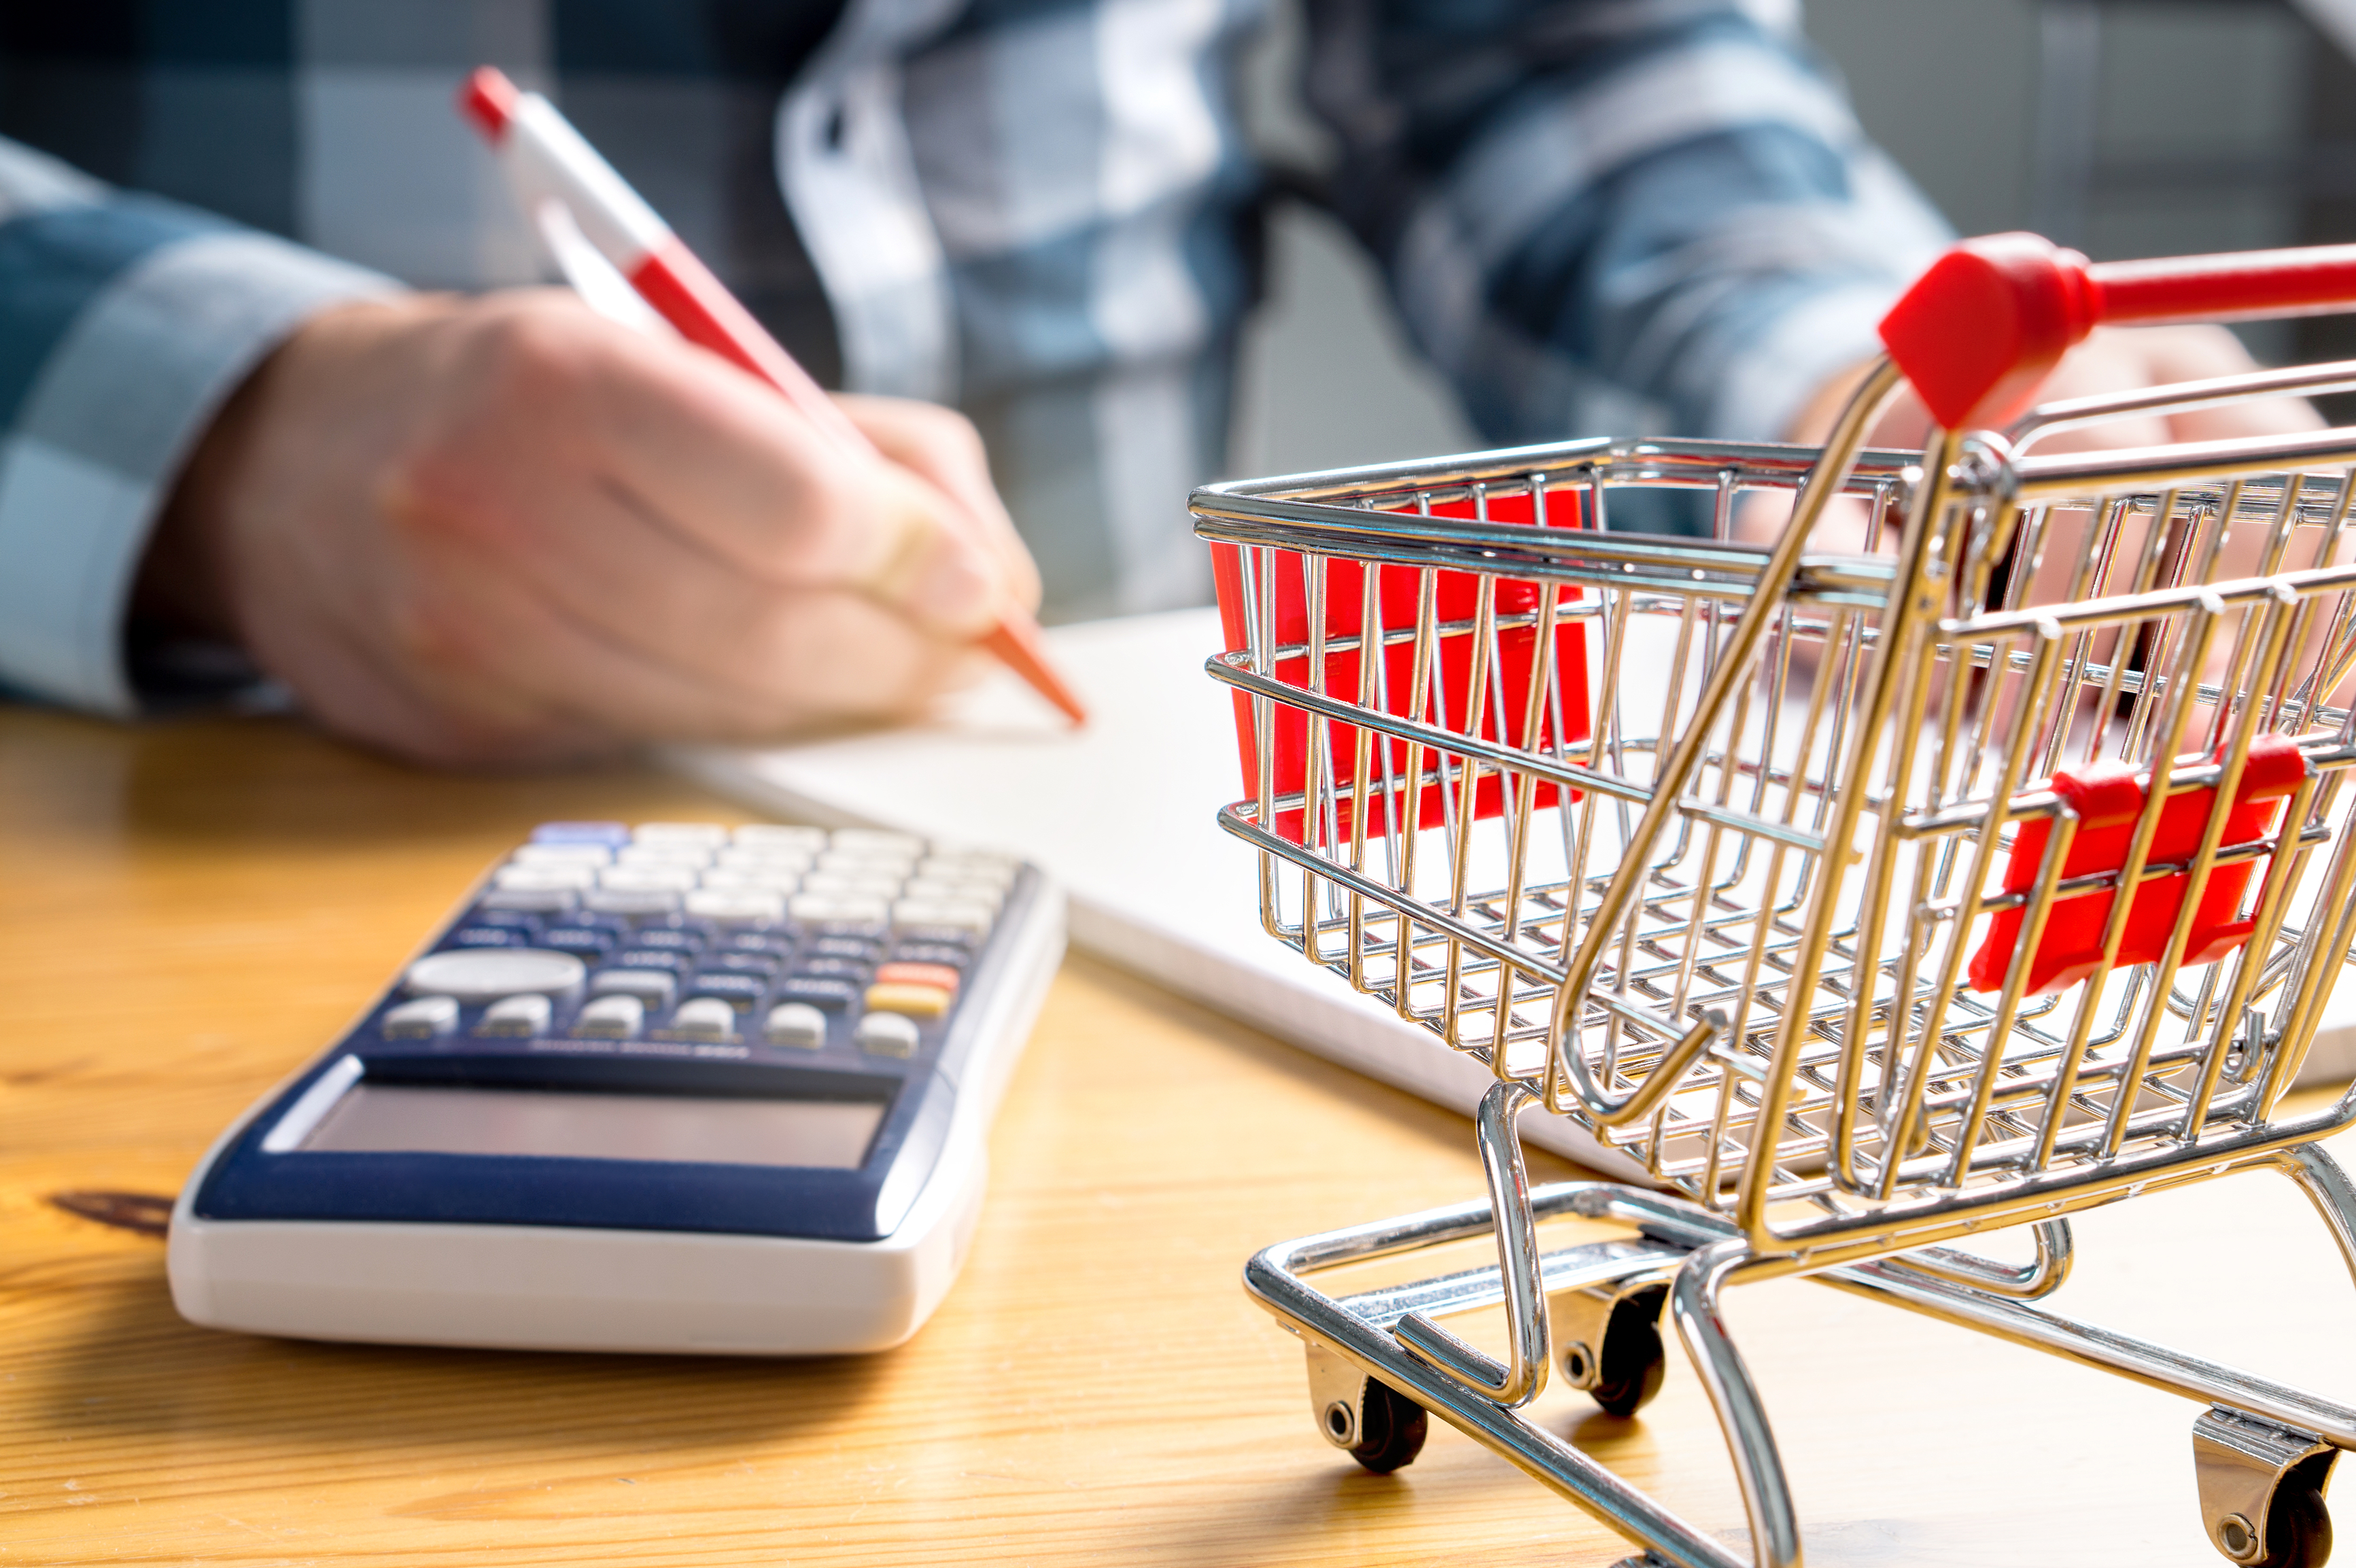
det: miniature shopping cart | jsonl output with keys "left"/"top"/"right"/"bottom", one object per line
{"left": 1191, "top": 234, "right": 2356, "bottom": 1568}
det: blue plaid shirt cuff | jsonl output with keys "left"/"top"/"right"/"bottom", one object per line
{"left": 0, "top": 143, "right": 397, "bottom": 714}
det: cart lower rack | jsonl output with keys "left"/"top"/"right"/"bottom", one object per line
{"left": 1192, "top": 233, "right": 2356, "bottom": 1568}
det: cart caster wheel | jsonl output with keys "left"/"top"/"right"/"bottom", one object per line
{"left": 2233, "top": 1479, "right": 2332, "bottom": 1568}
{"left": 1345, "top": 1380, "right": 1428, "bottom": 1474}
{"left": 1572, "top": 1290, "right": 1667, "bottom": 1418}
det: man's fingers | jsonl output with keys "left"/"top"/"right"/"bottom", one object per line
{"left": 836, "top": 393, "right": 1044, "bottom": 612}
{"left": 394, "top": 523, "right": 982, "bottom": 739}
{"left": 426, "top": 296, "right": 1007, "bottom": 635}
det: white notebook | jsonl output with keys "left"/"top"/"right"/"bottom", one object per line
{"left": 670, "top": 607, "right": 2356, "bottom": 1174}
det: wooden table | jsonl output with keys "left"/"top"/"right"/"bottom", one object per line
{"left": 10, "top": 705, "right": 2356, "bottom": 1566}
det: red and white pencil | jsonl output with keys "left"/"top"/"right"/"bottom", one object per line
{"left": 459, "top": 66, "right": 1087, "bottom": 727}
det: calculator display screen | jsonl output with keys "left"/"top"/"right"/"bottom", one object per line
{"left": 300, "top": 1083, "right": 884, "bottom": 1169}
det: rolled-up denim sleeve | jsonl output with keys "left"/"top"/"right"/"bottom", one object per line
{"left": 0, "top": 136, "right": 398, "bottom": 714}
{"left": 1303, "top": 0, "right": 1953, "bottom": 447}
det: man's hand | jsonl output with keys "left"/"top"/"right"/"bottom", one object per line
{"left": 1788, "top": 324, "right": 2324, "bottom": 457}
{"left": 139, "top": 289, "right": 1041, "bottom": 767}
{"left": 1766, "top": 324, "right": 2326, "bottom": 560}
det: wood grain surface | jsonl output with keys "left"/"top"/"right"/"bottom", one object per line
{"left": 9, "top": 704, "right": 2356, "bottom": 1566}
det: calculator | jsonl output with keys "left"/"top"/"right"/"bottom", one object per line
{"left": 167, "top": 820, "right": 1064, "bottom": 1355}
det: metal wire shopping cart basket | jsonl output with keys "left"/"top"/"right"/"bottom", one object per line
{"left": 1191, "top": 234, "right": 2356, "bottom": 1568}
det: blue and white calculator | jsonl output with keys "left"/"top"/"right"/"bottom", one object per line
{"left": 168, "top": 820, "right": 1065, "bottom": 1355}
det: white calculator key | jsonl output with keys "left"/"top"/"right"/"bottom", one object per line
{"left": 763, "top": 1003, "right": 827, "bottom": 1048}
{"left": 590, "top": 969, "right": 677, "bottom": 1005}
{"left": 683, "top": 888, "right": 785, "bottom": 924}
{"left": 600, "top": 865, "right": 699, "bottom": 892}
{"left": 479, "top": 887, "right": 577, "bottom": 913}
{"left": 855, "top": 1011, "right": 920, "bottom": 1058}
{"left": 901, "top": 877, "right": 1001, "bottom": 909}
{"left": 477, "top": 993, "right": 553, "bottom": 1038}
{"left": 404, "top": 949, "right": 585, "bottom": 1005}
{"left": 616, "top": 842, "right": 712, "bottom": 869}
{"left": 381, "top": 995, "right": 460, "bottom": 1039}
{"left": 633, "top": 822, "right": 730, "bottom": 847}
{"left": 583, "top": 888, "right": 680, "bottom": 917}
{"left": 574, "top": 994, "right": 644, "bottom": 1040}
{"left": 830, "top": 829, "right": 925, "bottom": 858}
{"left": 512, "top": 843, "right": 614, "bottom": 867}
{"left": 890, "top": 899, "right": 995, "bottom": 938}
{"left": 697, "top": 868, "right": 802, "bottom": 894}
{"left": 734, "top": 824, "right": 828, "bottom": 853}
{"left": 917, "top": 854, "right": 1016, "bottom": 889}
{"left": 493, "top": 863, "right": 597, "bottom": 891}
{"left": 790, "top": 893, "right": 890, "bottom": 926}
{"left": 714, "top": 844, "right": 813, "bottom": 871}
{"left": 800, "top": 871, "right": 903, "bottom": 899}
{"left": 670, "top": 996, "right": 738, "bottom": 1043}
{"left": 816, "top": 848, "right": 917, "bottom": 876}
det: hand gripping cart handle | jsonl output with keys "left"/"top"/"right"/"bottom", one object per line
{"left": 1192, "top": 233, "right": 2356, "bottom": 1568}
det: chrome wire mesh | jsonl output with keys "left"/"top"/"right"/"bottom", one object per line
{"left": 1194, "top": 430, "right": 2356, "bottom": 1244}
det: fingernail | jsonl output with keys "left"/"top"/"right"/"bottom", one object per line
{"left": 905, "top": 542, "right": 995, "bottom": 632}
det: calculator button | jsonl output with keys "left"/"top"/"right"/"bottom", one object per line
{"left": 863, "top": 981, "right": 952, "bottom": 1019}
{"left": 698, "top": 867, "right": 801, "bottom": 894}
{"left": 890, "top": 941, "right": 969, "bottom": 968}
{"left": 706, "top": 952, "right": 781, "bottom": 977}
{"left": 778, "top": 975, "right": 857, "bottom": 1007}
{"left": 634, "top": 822, "right": 730, "bottom": 848}
{"left": 810, "top": 936, "right": 884, "bottom": 962}
{"left": 449, "top": 925, "right": 527, "bottom": 948}
{"left": 689, "top": 972, "right": 766, "bottom": 1008}
{"left": 918, "top": 852, "right": 1017, "bottom": 886}
{"left": 600, "top": 865, "right": 699, "bottom": 892}
{"left": 875, "top": 961, "right": 960, "bottom": 993}
{"left": 627, "top": 927, "right": 703, "bottom": 952}
{"left": 405, "top": 949, "right": 585, "bottom": 1004}
{"left": 617, "top": 842, "right": 713, "bottom": 870}
{"left": 763, "top": 1002, "right": 828, "bottom": 1048}
{"left": 669, "top": 996, "right": 738, "bottom": 1043}
{"left": 381, "top": 995, "right": 460, "bottom": 1039}
{"left": 891, "top": 899, "right": 994, "bottom": 938}
{"left": 477, "top": 993, "right": 553, "bottom": 1037}
{"left": 610, "top": 949, "right": 688, "bottom": 973}
{"left": 583, "top": 888, "right": 680, "bottom": 917}
{"left": 795, "top": 956, "right": 871, "bottom": 982}
{"left": 685, "top": 888, "right": 785, "bottom": 924}
{"left": 540, "top": 927, "right": 615, "bottom": 954}
{"left": 790, "top": 893, "right": 889, "bottom": 926}
{"left": 574, "top": 994, "right": 644, "bottom": 1039}
{"left": 855, "top": 1011, "right": 920, "bottom": 1058}
{"left": 479, "top": 887, "right": 578, "bottom": 913}
{"left": 831, "top": 828, "right": 924, "bottom": 856}
{"left": 726, "top": 933, "right": 793, "bottom": 956}
{"left": 901, "top": 877, "right": 1001, "bottom": 910}
{"left": 735, "top": 824, "right": 828, "bottom": 853}
{"left": 800, "top": 871, "right": 904, "bottom": 900}
{"left": 591, "top": 969, "right": 678, "bottom": 1005}
{"left": 495, "top": 863, "right": 597, "bottom": 892}
{"left": 513, "top": 841, "right": 613, "bottom": 867}
{"left": 533, "top": 820, "right": 631, "bottom": 846}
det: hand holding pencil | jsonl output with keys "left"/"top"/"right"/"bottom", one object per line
{"left": 458, "top": 67, "right": 1085, "bottom": 727}
{"left": 137, "top": 84, "right": 1067, "bottom": 767}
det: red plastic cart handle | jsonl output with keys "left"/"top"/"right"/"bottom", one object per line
{"left": 1877, "top": 232, "right": 2356, "bottom": 431}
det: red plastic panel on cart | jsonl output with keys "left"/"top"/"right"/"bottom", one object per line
{"left": 1967, "top": 733, "right": 2308, "bottom": 995}
{"left": 1210, "top": 490, "right": 1589, "bottom": 846}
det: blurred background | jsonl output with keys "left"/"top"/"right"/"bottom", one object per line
{"left": 1229, "top": 0, "right": 2356, "bottom": 478}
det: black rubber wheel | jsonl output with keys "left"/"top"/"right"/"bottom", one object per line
{"left": 2253, "top": 1479, "right": 2333, "bottom": 1568}
{"left": 1347, "top": 1380, "right": 1429, "bottom": 1474}
{"left": 1589, "top": 1290, "right": 1669, "bottom": 1418}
